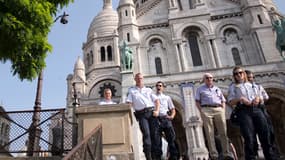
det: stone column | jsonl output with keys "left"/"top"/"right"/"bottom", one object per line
{"left": 181, "top": 84, "right": 208, "bottom": 160}
{"left": 174, "top": 43, "right": 183, "bottom": 72}
{"left": 206, "top": 39, "right": 217, "bottom": 68}
{"left": 211, "top": 39, "right": 222, "bottom": 68}
{"left": 179, "top": 43, "right": 187, "bottom": 71}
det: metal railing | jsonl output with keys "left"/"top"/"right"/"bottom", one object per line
{"left": 63, "top": 124, "right": 102, "bottom": 160}
{"left": 0, "top": 108, "right": 77, "bottom": 157}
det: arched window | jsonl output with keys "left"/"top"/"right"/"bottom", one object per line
{"left": 155, "top": 57, "right": 163, "bottom": 74}
{"left": 101, "top": 46, "right": 106, "bottom": 62}
{"left": 127, "top": 33, "right": 130, "bottom": 42}
{"left": 257, "top": 14, "right": 263, "bottom": 24}
{"left": 177, "top": 0, "right": 183, "bottom": 10}
{"left": 125, "top": 10, "right": 128, "bottom": 16}
{"left": 188, "top": 32, "right": 202, "bottom": 66}
{"left": 107, "top": 46, "right": 112, "bottom": 61}
{"left": 86, "top": 53, "right": 90, "bottom": 66}
{"left": 232, "top": 48, "right": 242, "bottom": 65}
{"left": 1, "top": 123, "right": 4, "bottom": 135}
{"left": 90, "top": 50, "right": 94, "bottom": 65}
{"left": 189, "top": 0, "right": 194, "bottom": 9}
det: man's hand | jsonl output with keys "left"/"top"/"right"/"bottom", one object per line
{"left": 167, "top": 115, "right": 174, "bottom": 120}
{"left": 252, "top": 96, "right": 261, "bottom": 106}
{"left": 240, "top": 96, "right": 251, "bottom": 106}
{"left": 152, "top": 110, "right": 159, "bottom": 117}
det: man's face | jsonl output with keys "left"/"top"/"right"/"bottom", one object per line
{"left": 233, "top": 69, "right": 245, "bottom": 82}
{"left": 204, "top": 74, "right": 213, "bottom": 86}
{"left": 135, "top": 74, "right": 143, "bottom": 86}
{"left": 247, "top": 73, "right": 254, "bottom": 83}
{"left": 156, "top": 83, "right": 164, "bottom": 92}
{"left": 104, "top": 90, "right": 112, "bottom": 100}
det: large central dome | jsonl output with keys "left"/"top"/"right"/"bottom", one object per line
{"left": 87, "top": 0, "right": 118, "bottom": 39}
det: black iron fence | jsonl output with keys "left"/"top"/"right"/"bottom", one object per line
{"left": 0, "top": 108, "right": 77, "bottom": 157}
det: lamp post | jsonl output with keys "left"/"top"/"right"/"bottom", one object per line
{"left": 72, "top": 83, "right": 79, "bottom": 147}
{"left": 27, "top": 12, "right": 69, "bottom": 156}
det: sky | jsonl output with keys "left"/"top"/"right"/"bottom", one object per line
{"left": 0, "top": 0, "right": 284, "bottom": 111}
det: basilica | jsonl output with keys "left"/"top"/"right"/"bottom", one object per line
{"left": 65, "top": 0, "right": 285, "bottom": 159}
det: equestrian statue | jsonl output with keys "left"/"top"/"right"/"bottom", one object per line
{"left": 272, "top": 17, "right": 285, "bottom": 59}
{"left": 119, "top": 40, "right": 133, "bottom": 71}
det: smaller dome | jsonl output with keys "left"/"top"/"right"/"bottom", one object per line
{"left": 74, "top": 57, "right": 85, "bottom": 71}
{"left": 119, "top": 0, "right": 134, "bottom": 6}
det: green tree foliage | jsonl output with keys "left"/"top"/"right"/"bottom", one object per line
{"left": 0, "top": 0, "right": 74, "bottom": 81}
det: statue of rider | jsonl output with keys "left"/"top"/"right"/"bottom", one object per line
{"left": 272, "top": 17, "right": 285, "bottom": 59}
{"left": 119, "top": 40, "right": 133, "bottom": 70}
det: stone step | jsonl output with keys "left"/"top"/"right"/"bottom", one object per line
{"left": 0, "top": 156, "right": 62, "bottom": 160}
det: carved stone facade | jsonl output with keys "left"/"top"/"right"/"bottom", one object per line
{"left": 66, "top": 0, "right": 285, "bottom": 159}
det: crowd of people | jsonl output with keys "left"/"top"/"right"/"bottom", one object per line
{"left": 99, "top": 69, "right": 280, "bottom": 160}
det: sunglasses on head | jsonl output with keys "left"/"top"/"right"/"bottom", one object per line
{"left": 234, "top": 71, "right": 243, "bottom": 76}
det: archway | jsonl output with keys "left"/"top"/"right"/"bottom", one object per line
{"left": 172, "top": 100, "right": 188, "bottom": 159}
{"left": 266, "top": 88, "right": 285, "bottom": 157}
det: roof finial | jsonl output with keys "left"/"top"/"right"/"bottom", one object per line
{"left": 103, "top": 0, "right": 112, "bottom": 9}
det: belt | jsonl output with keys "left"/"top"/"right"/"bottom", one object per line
{"left": 135, "top": 107, "right": 154, "bottom": 114}
{"left": 201, "top": 105, "right": 221, "bottom": 108}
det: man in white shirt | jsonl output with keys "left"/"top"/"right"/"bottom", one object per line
{"left": 155, "top": 81, "right": 179, "bottom": 160}
{"left": 126, "top": 73, "right": 160, "bottom": 160}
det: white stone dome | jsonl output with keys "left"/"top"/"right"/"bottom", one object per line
{"left": 87, "top": 2, "right": 118, "bottom": 39}
{"left": 119, "top": 0, "right": 134, "bottom": 6}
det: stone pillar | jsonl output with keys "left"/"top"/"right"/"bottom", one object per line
{"left": 174, "top": 43, "right": 183, "bottom": 72}
{"left": 206, "top": 39, "right": 217, "bottom": 68}
{"left": 211, "top": 39, "right": 222, "bottom": 68}
{"left": 121, "top": 71, "right": 134, "bottom": 103}
{"left": 179, "top": 43, "right": 187, "bottom": 71}
{"left": 181, "top": 84, "right": 208, "bottom": 160}
{"left": 76, "top": 104, "right": 135, "bottom": 160}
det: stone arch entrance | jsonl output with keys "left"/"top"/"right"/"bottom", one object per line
{"left": 172, "top": 100, "right": 188, "bottom": 158}
{"left": 266, "top": 88, "right": 285, "bottom": 157}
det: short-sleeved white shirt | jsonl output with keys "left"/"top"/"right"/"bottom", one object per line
{"left": 156, "top": 93, "right": 175, "bottom": 116}
{"left": 227, "top": 82, "right": 256, "bottom": 103}
{"left": 126, "top": 86, "right": 157, "bottom": 111}
{"left": 98, "top": 99, "right": 117, "bottom": 105}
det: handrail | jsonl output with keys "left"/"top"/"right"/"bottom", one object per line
{"left": 63, "top": 124, "right": 102, "bottom": 160}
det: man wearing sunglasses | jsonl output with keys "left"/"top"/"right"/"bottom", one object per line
{"left": 154, "top": 81, "right": 179, "bottom": 160}
{"left": 228, "top": 67, "right": 278, "bottom": 160}
{"left": 195, "top": 73, "right": 233, "bottom": 160}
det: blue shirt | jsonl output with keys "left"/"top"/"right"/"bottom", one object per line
{"left": 195, "top": 84, "right": 225, "bottom": 106}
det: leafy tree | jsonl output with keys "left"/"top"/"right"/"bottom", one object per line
{"left": 0, "top": 0, "right": 74, "bottom": 81}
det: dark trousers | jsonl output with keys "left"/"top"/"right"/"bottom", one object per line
{"left": 135, "top": 110, "right": 160, "bottom": 157}
{"left": 253, "top": 106, "right": 280, "bottom": 157}
{"left": 237, "top": 105, "right": 278, "bottom": 160}
{"left": 157, "top": 117, "right": 179, "bottom": 159}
